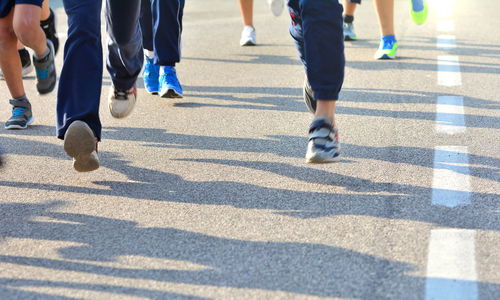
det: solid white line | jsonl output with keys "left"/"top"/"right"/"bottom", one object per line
{"left": 437, "top": 20, "right": 455, "bottom": 33}
{"left": 437, "top": 35, "right": 457, "bottom": 50}
{"left": 436, "top": 96, "right": 465, "bottom": 134}
{"left": 438, "top": 56, "right": 462, "bottom": 86}
{"left": 425, "top": 229, "right": 478, "bottom": 300}
{"left": 431, "top": 146, "right": 471, "bottom": 207}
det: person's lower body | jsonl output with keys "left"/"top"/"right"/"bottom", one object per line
{"left": 287, "top": 0, "right": 345, "bottom": 163}
{"left": 106, "top": 0, "right": 143, "bottom": 118}
{"left": 140, "top": 0, "right": 184, "bottom": 98}
{"left": 57, "top": 0, "right": 103, "bottom": 171}
{"left": 343, "top": 0, "right": 360, "bottom": 41}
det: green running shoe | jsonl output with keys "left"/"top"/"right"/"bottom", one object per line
{"left": 410, "top": 0, "right": 428, "bottom": 25}
{"left": 374, "top": 35, "right": 399, "bottom": 60}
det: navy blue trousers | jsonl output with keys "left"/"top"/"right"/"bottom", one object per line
{"left": 287, "top": 0, "right": 345, "bottom": 101}
{"left": 57, "top": 0, "right": 144, "bottom": 140}
{"left": 140, "top": 0, "right": 185, "bottom": 66}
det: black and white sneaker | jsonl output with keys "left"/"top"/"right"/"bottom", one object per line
{"left": 0, "top": 49, "right": 33, "bottom": 80}
{"left": 303, "top": 77, "right": 316, "bottom": 114}
{"left": 41, "top": 8, "right": 59, "bottom": 55}
{"left": 4, "top": 98, "right": 34, "bottom": 130}
{"left": 305, "top": 117, "right": 341, "bottom": 163}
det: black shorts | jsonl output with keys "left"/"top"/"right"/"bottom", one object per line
{"left": 0, "top": 0, "right": 44, "bottom": 18}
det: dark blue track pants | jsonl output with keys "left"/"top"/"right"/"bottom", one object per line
{"left": 140, "top": 0, "right": 185, "bottom": 66}
{"left": 287, "top": 0, "right": 345, "bottom": 101}
{"left": 57, "top": 0, "right": 144, "bottom": 140}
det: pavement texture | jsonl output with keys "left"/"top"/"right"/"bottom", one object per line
{"left": 0, "top": 0, "right": 498, "bottom": 299}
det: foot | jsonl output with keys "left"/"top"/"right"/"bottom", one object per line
{"left": 305, "top": 117, "right": 341, "bottom": 163}
{"left": 410, "top": 0, "right": 428, "bottom": 25}
{"left": 268, "top": 0, "right": 284, "bottom": 17}
{"left": 108, "top": 85, "right": 137, "bottom": 118}
{"left": 64, "top": 121, "right": 99, "bottom": 172}
{"left": 343, "top": 22, "right": 357, "bottom": 41}
{"left": 303, "top": 77, "right": 316, "bottom": 114}
{"left": 374, "top": 35, "right": 398, "bottom": 59}
{"left": 41, "top": 8, "right": 59, "bottom": 55}
{"left": 0, "top": 49, "right": 34, "bottom": 80}
{"left": 159, "top": 66, "right": 183, "bottom": 98}
{"left": 4, "top": 98, "right": 34, "bottom": 130}
{"left": 143, "top": 56, "right": 160, "bottom": 95}
{"left": 240, "top": 26, "right": 256, "bottom": 46}
{"left": 33, "top": 40, "right": 57, "bottom": 94}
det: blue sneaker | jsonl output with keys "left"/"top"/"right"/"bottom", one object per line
{"left": 159, "top": 66, "right": 183, "bottom": 98}
{"left": 374, "top": 35, "right": 399, "bottom": 59}
{"left": 143, "top": 56, "right": 159, "bottom": 95}
{"left": 5, "top": 98, "right": 34, "bottom": 130}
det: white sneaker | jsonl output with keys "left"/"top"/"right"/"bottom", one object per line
{"left": 240, "top": 26, "right": 256, "bottom": 46}
{"left": 268, "top": 0, "right": 284, "bottom": 17}
{"left": 108, "top": 85, "right": 137, "bottom": 119}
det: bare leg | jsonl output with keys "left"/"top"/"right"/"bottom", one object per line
{"left": 0, "top": 10, "right": 25, "bottom": 98}
{"left": 373, "top": 0, "right": 394, "bottom": 36}
{"left": 41, "top": 0, "right": 50, "bottom": 20}
{"left": 13, "top": 4, "right": 47, "bottom": 57}
{"left": 343, "top": 0, "right": 357, "bottom": 16}
{"left": 315, "top": 100, "right": 337, "bottom": 127}
{"left": 238, "top": 0, "right": 253, "bottom": 27}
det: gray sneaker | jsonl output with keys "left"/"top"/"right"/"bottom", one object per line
{"left": 305, "top": 117, "right": 341, "bottom": 163}
{"left": 343, "top": 22, "right": 357, "bottom": 41}
{"left": 64, "top": 121, "right": 99, "bottom": 172}
{"left": 303, "top": 77, "right": 316, "bottom": 114}
{"left": 33, "top": 40, "right": 56, "bottom": 94}
{"left": 4, "top": 98, "right": 34, "bottom": 130}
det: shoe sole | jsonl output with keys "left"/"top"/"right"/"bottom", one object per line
{"left": 269, "top": 0, "right": 284, "bottom": 16}
{"left": 160, "top": 89, "right": 183, "bottom": 99}
{"left": 4, "top": 116, "right": 34, "bottom": 130}
{"left": 240, "top": 41, "right": 256, "bottom": 46}
{"left": 306, "top": 154, "right": 341, "bottom": 164}
{"left": 64, "top": 121, "right": 99, "bottom": 172}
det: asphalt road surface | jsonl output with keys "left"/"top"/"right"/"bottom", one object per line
{"left": 0, "top": 0, "right": 498, "bottom": 299}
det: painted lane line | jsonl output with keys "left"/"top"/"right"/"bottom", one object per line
{"left": 436, "top": 96, "right": 465, "bottom": 134}
{"left": 425, "top": 229, "right": 478, "bottom": 300}
{"left": 431, "top": 146, "right": 471, "bottom": 207}
{"left": 438, "top": 56, "right": 462, "bottom": 86}
{"left": 437, "top": 35, "right": 457, "bottom": 50}
{"left": 437, "top": 20, "right": 455, "bottom": 33}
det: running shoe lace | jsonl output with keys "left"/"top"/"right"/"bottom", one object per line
{"left": 114, "top": 89, "right": 129, "bottom": 100}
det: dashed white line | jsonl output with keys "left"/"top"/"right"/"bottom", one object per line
{"left": 437, "top": 35, "right": 457, "bottom": 50}
{"left": 438, "top": 56, "right": 462, "bottom": 86}
{"left": 431, "top": 146, "right": 471, "bottom": 207}
{"left": 425, "top": 229, "right": 478, "bottom": 300}
{"left": 436, "top": 96, "right": 465, "bottom": 134}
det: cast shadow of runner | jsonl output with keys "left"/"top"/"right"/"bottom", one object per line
{"left": 0, "top": 201, "right": 423, "bottom": 299}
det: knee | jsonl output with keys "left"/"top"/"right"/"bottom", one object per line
{"left": 0, "top": 26, "right": 16, "bottom": 50}
{"left": 13, "top": 16, "right": 39, "bottom": 40}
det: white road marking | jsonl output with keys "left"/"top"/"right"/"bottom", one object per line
{"left": 425, "top": 229, "right": 478, "bottom": 300}
{"left": 437, "top": 35, "right": 457, "bottom": 50}
{"left": 432, "top": 146, "right": 471, "bottom": 207}
{"left": 436, "top": 96, "right": 465, "bottom": 134}
{"left": 438, "top": 56, "right": 462, "bottom": 86}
